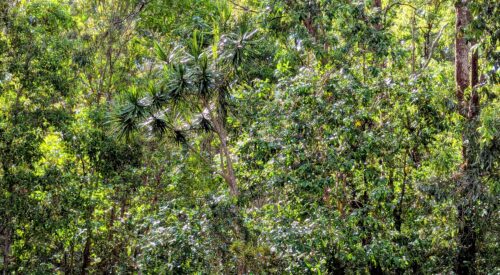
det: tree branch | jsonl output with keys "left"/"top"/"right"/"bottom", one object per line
{"left": 420, "top": 23, "right": 448, "bottom": 71}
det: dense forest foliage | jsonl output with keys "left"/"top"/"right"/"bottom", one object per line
{"left": 0, "top": 0, "right": 499, "bottom": 274}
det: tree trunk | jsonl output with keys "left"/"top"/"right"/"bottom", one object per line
{"left": 210, "top": 108, "right": 238, "bottom": 196}
{"left": 455, "top": 0, "right": 470, "bottom": 117}
{"left": 468, "top": 46, "right": 479, "bottom": 118}
{"left": 373, "top": 0, "right": 382, "bottom": 30}
{"left": 81, "top": 205, "right": 94, "bottom": 275}
{"left": 81, "top": 231, "right": 92, "bottom": 275}
{"left": 2, "top": 227, "right": 11, "bottom": 275}
{"left": 394, "top": 155, "right": 408, "bottom": 232}
{"left": 219, "top": 129, "right": 238, "bottom": 196}
{"left": 2, "top": 167, "right": 13, "bottom": 275}
{"left": 454, "top": 1, "right": 480, "bottom": 274}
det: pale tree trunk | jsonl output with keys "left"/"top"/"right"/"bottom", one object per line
{"left": 203, "top": 97, "right": 238, "bottom": 196}
{"left": 215, "top": 120, "right": 238, "bottom": 196}
{"left": 202, "top": 96, "right": 239, "bottom": 196}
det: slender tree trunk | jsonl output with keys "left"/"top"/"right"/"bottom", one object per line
{"left": 455, "top": 1, "right": 470, "bottom": 117}
{"left": 469, "top": 46, "right": 479, "bottom": 118}
{"left": 203, "top": 95, "right": 239, "bottom": 196}
{"left": 2, "top": 227, "right": 11, "bottom": 275}
{"left": 209, "top": 105, "right": 238, "bottom": 196}
{"left": 81, "top": 231, "right": 92, "bottom": 275}
{"left": 219, "top": 128, "right": 238, "bottom": 196}
{"left": 411, "top": 12, "right": 416, "bottom": 74}
{"left": 69, "top": 241, "right": 75, "bottom": 274}
{"left": 81, "top": 204, "right": 94, "bottom": 275}
{"left": 374, "top": 0, "right": 382, "bottom": 27}
{"left": 2, "top": 167, "right": 13, "bottom": 275}
{"left": 454, "top": 1, "right": 480, "bottom": 273}
{"left": 394, "top": 154, "right": 408, "bottom": 232}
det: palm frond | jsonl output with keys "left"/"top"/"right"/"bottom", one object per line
{"left": 173, "top": 129, "right": 187, "bottom": 145}
{"left": 149, "top": 116, "right": 170, "bottom": 137}
{"left": 148, "top": 85, "right": 169, "bottom": 110}
{"left": 125, "top": 88, "right": 149, "bottom": 118}
{"left": 154, "top": 41, "right": 170, "bottom": 63}
{"left": 113, "top": 107, "right": 139, "bottom": 140}
{"left": 167, "top": 63, "right": 190, "bottom": 103}
{"left": 218, "top": 28, "right": 258, "bottom": 69}
{"left": 112, "top": 89, "right": 148, "bottom": 139}
{"left": 195, "top": 53, "right": 213, "bottom": 98}
{"left": 188, "top": 29, "right": 204, "bottom": 61}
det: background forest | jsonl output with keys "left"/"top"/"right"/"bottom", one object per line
{"left": 0, "top": 0, "right": 499, "bottom": 274}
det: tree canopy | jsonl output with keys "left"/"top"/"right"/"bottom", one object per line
{"left": 0, "top": 0, "right": 498, "bottom": 274}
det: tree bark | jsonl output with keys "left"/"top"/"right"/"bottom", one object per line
{"left": 218, "top": 127, "right": 238, "bottom": 196}
{"left": 468, "top": 46, "right": 479, "bottom": 118}
{"left": 394, "top": 154, "right": 408, "bottom": 232}
{"left": 207, "top": 99, "right": 239, "bottom": 196}
{"left": 455, "top": 0, "right": 470, "bottom": 116}
{"left": 81, "top": 230, "right": 92, "bottom": 275}
{"left": 454, "top": 1, "right": 480, "bottom": 274}
{"left": 2, "top": 227, "right": 11, "bottom": 275}
{"left": 373, "top": 0, "right": 383, "bottom": 31}
{"left": 81, "top": 205, "right": 94, "bottom": 275}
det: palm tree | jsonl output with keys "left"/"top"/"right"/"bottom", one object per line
{"left": 112, "top": 27, "right": 258, "bottom": 196}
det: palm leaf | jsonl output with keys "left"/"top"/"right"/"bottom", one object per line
{"left": 154, "top": 41, "right": 170, "bottom": 63}
{"left": 149, "top": 85, "right": 169, "bottom": 110}
{"left": 167, "top": 64, "right": 189, "bottom": 103}
{"left": 112, "top": 89, "right": 149, "bottom": 139}
{"left": 195, "top": 53, "right": 212, "bottom": 98}
{"left": 149, "top": 116, "right": 169, "bottom": 137}
{"left": 173, "top": 129, "right": 187, "bottom": 145}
